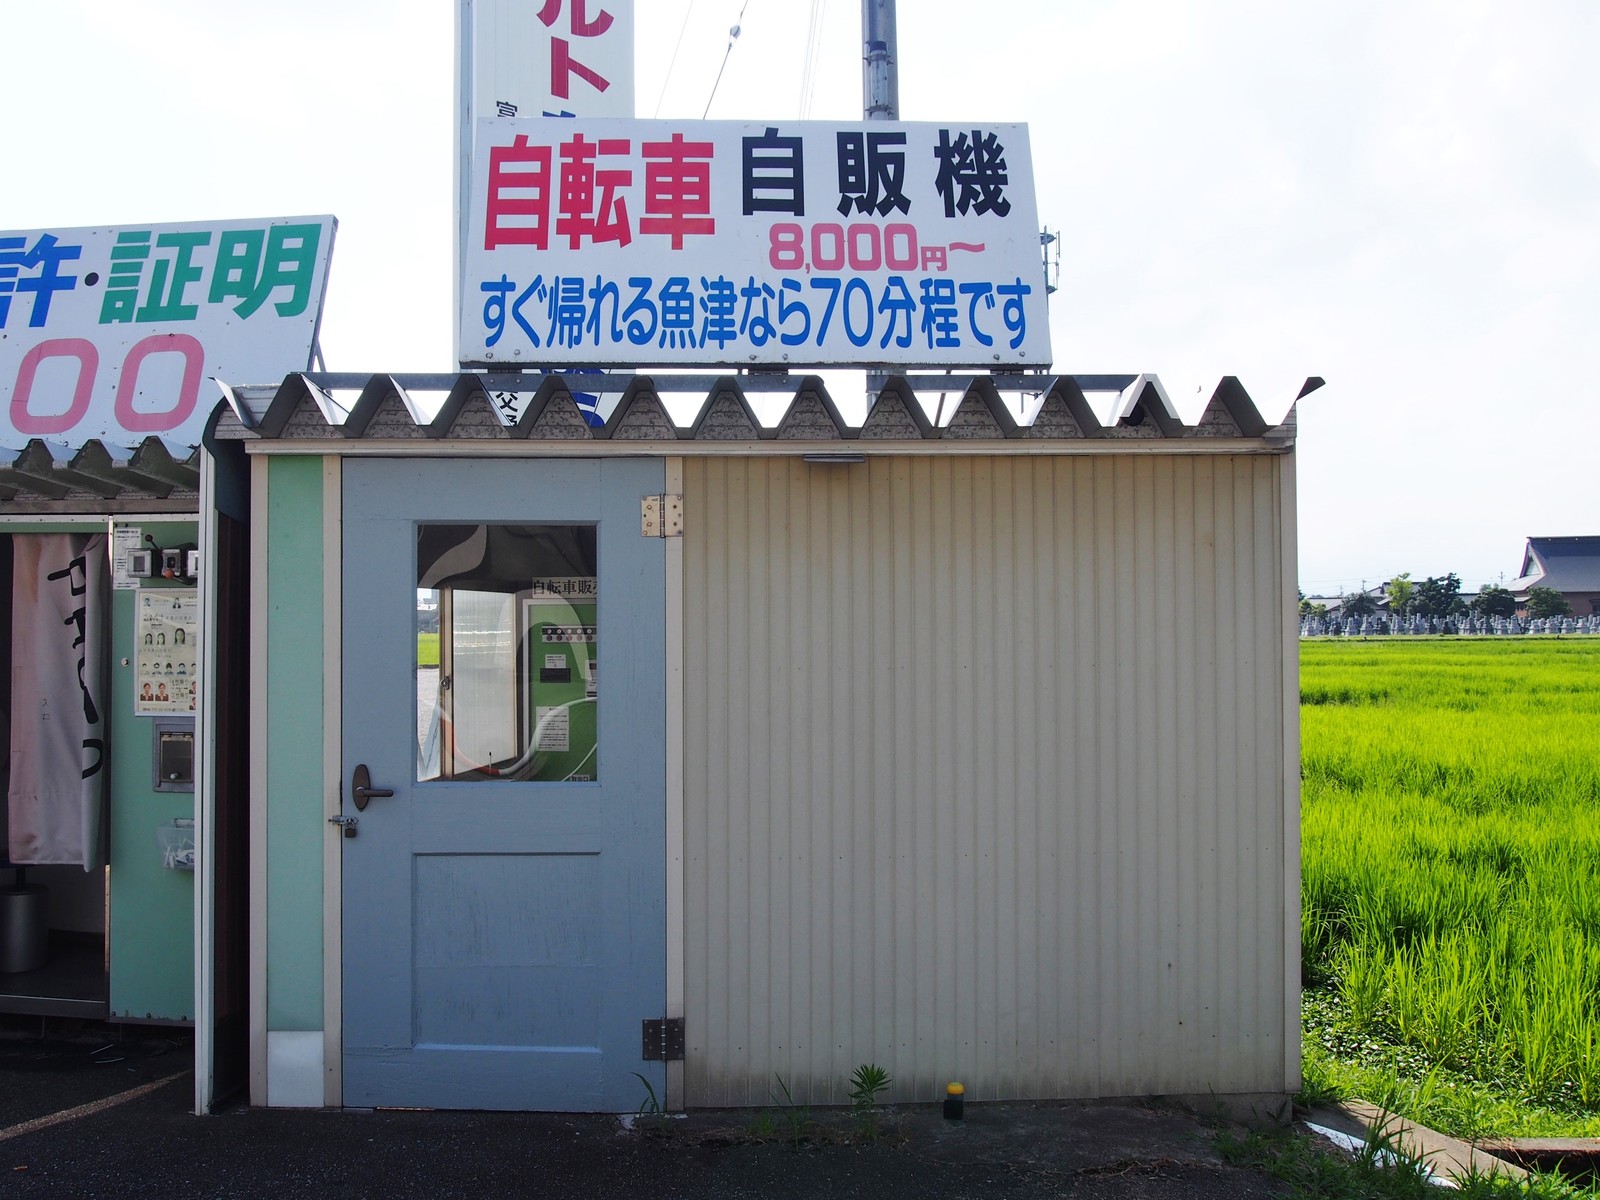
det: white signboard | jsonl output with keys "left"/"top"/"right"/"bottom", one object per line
{"left": 470, "top": 0, "right": 634, "bottom": 119}
{"left": 0, "top": 215, "right": 335, "bottom": 447}
{"left": 460, "top": 119, "right": 1051, "bottom": 369}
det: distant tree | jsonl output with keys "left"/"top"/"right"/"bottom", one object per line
{"left": 1309, "top": 602, "right": 1329, "bottom": 619}
{"left": 1342, "top": 590, "right": 1378, "bottom": 618}
{"left": 1385, "top": 573, "right": 1415, "bottom": 618}
{"left": 1470, "top": 585, "right": 1517, "bottom": 619}
{"left": 1526, "top": 587, "right": 1574, "bottom": 619}
{"left": 1412, "top": 573, "right": 1464, "bottom": 619}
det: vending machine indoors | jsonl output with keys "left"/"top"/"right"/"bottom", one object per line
{"left": 0, "top": 420, "right": 257, "bottom": 1107}
{"left": 0, "top": 516, "right": 199, "bottom": 1025}
{"left": 0, "top": 210, "right": 329, "bottom": 1113}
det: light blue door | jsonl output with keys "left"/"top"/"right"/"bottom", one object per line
{"left": 341, "top": 457, "right": 666, "bottom": 1111}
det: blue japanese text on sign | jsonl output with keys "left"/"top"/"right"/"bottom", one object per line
{"left": 461, "top": 120, "right": 1050, "bottom": 368}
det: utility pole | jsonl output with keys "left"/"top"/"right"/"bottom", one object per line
{"left": 862, "top": 0, "right": 898, "bottom": 415}
{"left": 862, "top": 0, "right": 899, "bottom": 120}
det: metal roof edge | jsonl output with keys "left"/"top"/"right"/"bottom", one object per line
{"left": 197, "top": 371, "right": 1305, "bottom": 448}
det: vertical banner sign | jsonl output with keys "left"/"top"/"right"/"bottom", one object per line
{"left": 461, "top": 118, "right": 1051, "bottom": 368}
{"left": 471, "top": 0, "right": 635, "bottom": 120}
{"left": 8, "top": 534, "right": 109, "bottom": 869}
{"left": 0, "top": 216, "right": 336, "bottom": 446}
{"left": 456, "top": 1, "right": 635, "bottom": 382}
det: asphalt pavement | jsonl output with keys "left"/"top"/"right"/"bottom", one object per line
{"left": 1, "top": 1022, "right": 1291, "bottom": 1199}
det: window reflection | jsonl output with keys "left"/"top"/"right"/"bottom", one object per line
{"left": 416, "top": 524, "right": 598, "bottom": 783}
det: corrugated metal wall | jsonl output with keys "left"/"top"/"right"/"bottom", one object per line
{"left": 682, "top": 452, "right": 1293, "bottom": 1106}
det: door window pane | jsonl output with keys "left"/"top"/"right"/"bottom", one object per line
{"left": 417, "top": 523, "right": 598, "bottom": 783}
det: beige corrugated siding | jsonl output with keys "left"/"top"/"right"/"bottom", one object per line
{"left": 682, "top": 453, "right": 1292, "bottom": 1106}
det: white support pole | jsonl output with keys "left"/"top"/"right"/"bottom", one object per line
{"left": 453, "top": 0, "right": 474, "bottom": 368}
{"left": 193, "top": 450, "right": 219, "bottom": 1114}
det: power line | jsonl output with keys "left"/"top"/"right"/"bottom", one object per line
{"left": 652, "top": 0, "right": 701, "bottom": 118}
{"left": 798, "top": 0, "right": 829, "bottom": 118}
{"left": 1300, "top": 577, "right": 1512, "bottom": 595}
{"left": 703, "top": 0, "right": 752, "bottom": 119}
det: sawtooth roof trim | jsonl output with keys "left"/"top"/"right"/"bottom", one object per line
{"left": 212, "top": 372, "right": 1318, "bottom": 447}
{"left": 0, "top": 437, "right": 202, "bottom": 512}
{"left": 0, "top": 372, "right": 1322, "bottom": 508}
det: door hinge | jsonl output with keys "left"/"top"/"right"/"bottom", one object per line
{"left": 642, "top": 1017, "right": 685, "bottom": 1061}
{"left": 641, "top": 494, "right": 683, "bottom": 538}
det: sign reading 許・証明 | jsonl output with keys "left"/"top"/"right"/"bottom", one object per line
{"left": 0, "top": 215, "right": 336, "bottom": 446}
{"left": 461, "top": 120, "right": 1050, "bottom": 369}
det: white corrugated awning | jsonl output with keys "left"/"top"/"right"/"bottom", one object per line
{"left": 0, "top": 437, "right": 201, "bottom": 513}
{"left": 211, "top": 371, "right": 1319, "bottom": 448}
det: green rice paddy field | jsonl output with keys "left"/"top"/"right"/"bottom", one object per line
{"left": 1300, "top": 637, "right": 1600, "bottom": 1138}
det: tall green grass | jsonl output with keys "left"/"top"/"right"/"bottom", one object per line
{"left": 1301, "top": 639, "right": 1600, "bottom": 1132}
{"left": 417, "top": 632, "right": 440, "bottom": 667}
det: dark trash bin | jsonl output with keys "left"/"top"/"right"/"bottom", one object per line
{"left": 0, "top": 881, "right": 49, "bottom": 973}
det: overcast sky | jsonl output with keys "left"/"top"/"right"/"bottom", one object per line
{"left": 6, "top": 0, "right": 1595, "bottom": 594}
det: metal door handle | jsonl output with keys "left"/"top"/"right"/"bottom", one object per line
{"left": 351, "top": 763, "right": 395, "bottom": 812}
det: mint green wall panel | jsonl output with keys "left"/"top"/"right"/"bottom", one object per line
{"left": 264, "top": 457, "right": 325, "bottom": 1030}
{"left": 108, "top": 519, "right": 198, "bottom": 1022}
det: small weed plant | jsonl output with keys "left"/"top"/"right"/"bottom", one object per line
{"left": 847, "top": 1063, "right": 891, "bottom": 1141}
{"left": 769, "top": 1073, "right": 810, "bottom": 1149}
{"left": 630, "top": 1071, "right": 664, "bottom": 1118}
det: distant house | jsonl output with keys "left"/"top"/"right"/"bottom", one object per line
{"left": 1312, "top": 585, "right": 1386, "bottom": 621}
{"left": 1508, "top": 536, "right": 1600, "bottom": 616}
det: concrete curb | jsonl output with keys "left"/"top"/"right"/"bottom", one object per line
{"left": 1305, "top": 1100, "right": 1527, "bottom": 1184}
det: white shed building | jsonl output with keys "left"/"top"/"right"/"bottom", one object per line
{"left": 213, "top": 370, "right": 1312, "bottom": 1115}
